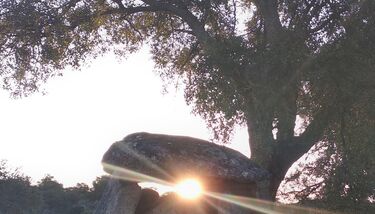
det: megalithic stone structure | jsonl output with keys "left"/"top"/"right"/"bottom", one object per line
{"left": 94, "top": 179, "right": 142, "bottom": 214}
{"left": 95, "top": 132, "right": 270, "bottom": 214}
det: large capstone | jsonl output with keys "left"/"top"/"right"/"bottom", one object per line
{"left": 102, "top": 132, "right": 269, "bottom": 187}
{"left": 98, "top": 132, "right": 271, "bottom": 214}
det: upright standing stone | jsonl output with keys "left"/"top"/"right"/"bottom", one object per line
{"left": 94, "top": 178, "right": 141, "bottom": 214}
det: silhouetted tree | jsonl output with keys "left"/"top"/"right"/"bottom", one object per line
{"left": 0, "top": 160, "right": 43, "bottom": 213}
{"left": 1, "top": 0, "right": 374, "bottom": 201}
{"left": 0, "top": 161, "right": 112, "bottom": 213}
{"left": 37, "top": 175, "right": 71, "bottom": 214}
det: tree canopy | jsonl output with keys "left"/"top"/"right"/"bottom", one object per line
{"left": 1, "top": 0, "right": 374, "bottom": 206}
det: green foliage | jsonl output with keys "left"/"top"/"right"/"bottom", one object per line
{"left": 283, "top": 2, "right": 375, "bottom": 209}
{"left": 0, "top": 161, "right": 110, "bottom": 214}
{"left": 0, "top": 0, "right": 143, "bottom": 96}
{"left": 0, "top": 160, "right": 43, "bottom": 214}
{"left": 321, "top": 103, "right": 375, "bottom": 213}
{"left": 278, "top": 99, "right": 374, "bottom": 212}
{"left": 38, "top": 175, "right": 72, "bottom": 214}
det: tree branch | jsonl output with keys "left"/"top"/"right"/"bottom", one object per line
{"left": 297, "top": 104, "right": 335, "bottom": 146}
{"left": 173, "top": 28, "right": 194, "bottom": 34}
{"left": 253, "top": 0, "right": 283, "bottom": 44}
{"left": 112, "top": 0, "right": 126, "bottom": 10}
{"left": 101, "top": 0, "right": 212, "bottom": 46}
{"left": 280, "top": 103, "right": 337, "bottom": 169}
{"left": 101, "top": 6, "right": 161, "bottom": 16}
{"left": 281, "top": 180, "right": 324, "bottom": 198}
{"left": 269, "top": 102, "right": 337, "bottom": 180}
{"left": 60, "top": 0, "right": 82, "bottom": 15}
{"left": 309, "top": 16, "right": 334, "bottom": 34}
{"left": 141, "top": 0, "right": 211, "bottom": 44}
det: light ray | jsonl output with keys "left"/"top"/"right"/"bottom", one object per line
{"left": 202, "top": 196, "right": 230, "bottom": 214}
{"left": 102, "top": 163, "right": 173, "bottom": 187}
{"left": 103, "top": 163, "right": 337, "bottom": 214}
{"left": 204, "top": 192, "right": 337, "bottom": 214}
{"left": 113, "top": 143, "right": 173, "bottom": 180}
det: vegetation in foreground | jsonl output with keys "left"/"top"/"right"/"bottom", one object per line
{"left": 0, "top": 160, "right": 108, "bottom": 214}
{"left": 1, "top": 159, "right": 374, "bottom": 214}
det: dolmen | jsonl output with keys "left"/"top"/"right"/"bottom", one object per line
{"left": 94, "top": 132, "right": 270, "bottom": 214}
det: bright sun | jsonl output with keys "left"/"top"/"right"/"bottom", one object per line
{"left": 175, "top": 179, "right": 203, "bottom": 200}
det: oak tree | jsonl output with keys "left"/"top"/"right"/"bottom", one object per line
{"left": 1, "top": 0, "right": 374, "bottom": 201}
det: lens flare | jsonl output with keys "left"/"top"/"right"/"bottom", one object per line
{"left": 175, "top": 179, "right": 203, "bottom": 199}
{"left": 102, "top": 163, "right": 335, "bottom": 214}
{"left": 204, "top": 192, "right": 336, "bottom": 214}
{"left": 102, "top": 163, "right": 172, "bottom": 186}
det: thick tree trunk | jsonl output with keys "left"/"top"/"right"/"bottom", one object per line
{"left": 245, "top": 92, "right": 302, "bottom": 200}
{"left": 246, "top": 107, "right": 274, "bottom": 167}
{"left": 247, "top": 129, "right": 318, "bottom": 201}
{"left": 246, "top": 126, "right": 282, "bottom": 200}
{"left": 246, "top": 108, "right": 278, "bottom": 200}
{"left": 247, "top": 120, "right": 296, "bottom": 200}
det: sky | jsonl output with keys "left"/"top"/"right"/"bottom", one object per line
{"left": 0, "top": 46, "right": 250, "bottom": 187}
